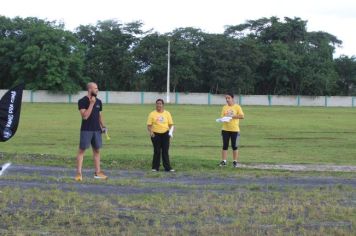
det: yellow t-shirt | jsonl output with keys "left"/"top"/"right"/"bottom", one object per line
{"left": 147, "top": 110, "right": 174, "bottom": 133}
{"left": 221, "top": 104, "right": 244, "bottom": 132}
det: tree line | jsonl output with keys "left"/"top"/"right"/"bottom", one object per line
{"left": 1, "top": 15, "right": 356, "bottom": 95}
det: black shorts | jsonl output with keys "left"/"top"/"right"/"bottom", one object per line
{"left": 79, "top": 131, "right": 102, "bottom": 150}
{"left": 221, "top": 130, "right": 240, "bottom": 151}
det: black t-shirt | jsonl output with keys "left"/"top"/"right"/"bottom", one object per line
{"left": 78, "top": 96, "right": 102, "bottom": 131}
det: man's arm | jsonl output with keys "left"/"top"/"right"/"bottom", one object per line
{"left": 79, "top": 97, "right": 95, "bottom": 120}
{"left": 79, "top": 105, "right": 94, "bottom": 120}
{"left": 99, "top": 112, "right": 105, "bottom": 128}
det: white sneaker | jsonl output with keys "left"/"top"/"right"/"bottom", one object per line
{"left": 219, "top": 161, "right": 227, "bottom": 167}
{"left": 152, "top": 169, "right": 157, "bottom": 172}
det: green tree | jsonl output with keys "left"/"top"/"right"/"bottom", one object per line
{"left": 334, "top": 56, "right": 356, "bottom": 95}
{"left": 1, "top": 15, "right": 352, "bottom": 96}
{"left": 168, "top": 27, "right": 203, "bottom": 92}
{"left": 225, "top": 17, "right": 342, "bottom": 95}
{"left": 133, "top": 32, "right": 169, "bottom": 91}
{"left": 0, "top": 16, "right": 87, "bottom": 92}
{"left": 75, "top": 20, "right": 144, "bottom": 91}
{"left": 0, "top": 16, "right": 16, "bottom": 88}
{"left": 198, "top": 33, "right": 241, "bottom": 93}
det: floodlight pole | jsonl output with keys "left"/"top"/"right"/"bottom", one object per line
{"left": 166, "top": 40, "right": 171, "bottom": 103}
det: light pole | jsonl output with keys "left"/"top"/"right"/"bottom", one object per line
{"left": 166, "top": 40, "right": 170, "bottom": 103}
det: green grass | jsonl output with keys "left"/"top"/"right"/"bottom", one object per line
{"left": 1, "top": 103, "right": 356, "bottom": 170}
{"left": 1, "top": 103, "right": 355, "bottom": 235}
{"left": 0, "top": 186, "right": 354, "bottom": 235}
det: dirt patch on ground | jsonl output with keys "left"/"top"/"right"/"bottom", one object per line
{"left": 267, "top": 137, "right": 338, "bottom": 140}
{"left": 0, "top": 164, "right": 355, "bottom": 195}
{"left": 238, "top": 163, "right": 356, "bottom": 172}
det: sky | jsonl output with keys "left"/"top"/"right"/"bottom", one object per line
{"left": 1, "top": 0, "right": 356, "bottom": 57}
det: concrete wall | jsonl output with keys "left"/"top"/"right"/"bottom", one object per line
{"left": 240, "top": 95, "right": 270, "bottom": 106}
{"left": 326, "top": 96, "right": 353, "bottom": 107}
{"left": 299, "top": 96, "right": 326, "bottom": 107}
{"left": 271, "top": 96, "right": 298, "bottom": 106}
{"left": 1, "top": 90, "right": 355, "bottom": 107}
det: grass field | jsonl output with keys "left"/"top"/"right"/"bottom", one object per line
{"left": 1, "top": 103, "right": 356, "bottom": 169}
{"left": 1, "top": 185, "right": 354, "bottom": 235}
{"left": 0, "top": 103, "right": 355, "bottom": 235}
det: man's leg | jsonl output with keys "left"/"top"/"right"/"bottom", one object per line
{"left": 92, "top": 147, "right": 107, "bottom": 179}
{"left": 161, "top": 132, "right": 172, "bottom": 171}
{"left": 92, "top": 148, "right": 101, "bottom": 174}
{"left": 91, "top": 131, "right": 107, "bottom": 179}
{"left": 151, "top": 134, "right": 161, "bottom": 170}
{"left": 76, "top": 131, "right": 91, "bottom": 178}
{"left": 76, "top": 149, "right": 85, "bottom": 174}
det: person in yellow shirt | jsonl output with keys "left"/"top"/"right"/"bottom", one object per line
{"left": 147, "top": 99, "right": 175, "bottom": 172}
{"left": 219, "top": 93, "right": 244, "bottom": 168}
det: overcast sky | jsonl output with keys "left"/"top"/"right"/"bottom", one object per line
{"left": 1, "top": 0, "right": 356, "bottom": 57}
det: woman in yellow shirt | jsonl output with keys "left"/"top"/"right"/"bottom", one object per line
{"left": 147, "top": 99, "right": 175, "bottom": 172}
{"left": 219, "top": 93, "right": 244, "bottom": 168}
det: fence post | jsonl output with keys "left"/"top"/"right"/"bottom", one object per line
{"left": 175, "top": 92, "right": 179, "bottom": 104}
{"left": 325, "top": 96, "right": 328, "bottom": 107}
{"left": 30, "top": 90, "right": 34, "bottom": 103}
{"left": 105, "top": 91, "right": 109, "bottom": 104}
{"left": 297, "top": 95, "right": 300, "bottom": 106}
{"left": 68, "top": 94, "right": 72, "bottom": 104}
{"left": 140, "top": 91, "right": 144, "bottom": 105}
{"left": 268, "top": 95, "right": 272, "bottom": 106}
{"left": 239, "top": 95, "right": 243, "bottom": 105}
{"left": 208, "top": 93, "right": 211, "bottom": 105}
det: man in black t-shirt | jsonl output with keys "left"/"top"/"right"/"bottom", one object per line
{"left": 75, "top": 82, "right": 108, "bottom": 181}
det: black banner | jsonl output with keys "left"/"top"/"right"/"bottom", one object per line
{"left": 0, "top": 84, "right": 24, "bottom": 142}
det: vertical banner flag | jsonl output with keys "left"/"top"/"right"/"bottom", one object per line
{"left": 0, "top": 84, "right": 24, "bottom": 142}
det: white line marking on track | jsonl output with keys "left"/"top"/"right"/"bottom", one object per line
{"left": 0, "top": 162, "right": 11, "bottom": 176}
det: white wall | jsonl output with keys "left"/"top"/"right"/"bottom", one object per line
{"left": 327, "top": 96, "right": 353, "bottom": 107}
{"left": 271, "top": 96, "right": 298, "bottom": 106}
{"left": 1, "top": 90, "right": 355, "bottom": 107}
{"left": 178, "top": 93, "right": 209, "bottom": 105}
{"left": 300, "top": 96, "right": 326, "bottom": 106}
{"left": 240, "top": 95, "right": 270, "bottom": 106}
{"left": 210, "top": 94, "right": 226, "bottom": 105}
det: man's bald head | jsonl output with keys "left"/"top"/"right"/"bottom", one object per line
{"left": 87, "top": 82, "right": 98, "bottom": 91}
{"left": 87, "top": 82, "right": 99, "bottom": 97}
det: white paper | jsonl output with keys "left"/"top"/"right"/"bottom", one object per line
{"left": 169, "top": 126, "right": 174, "bottom": 137}
{"left": 216, "top": 116, "right": 233, "bottom": 123}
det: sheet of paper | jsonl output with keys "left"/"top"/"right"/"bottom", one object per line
{"left": 216, "top": 116, "right": 233, "bottom": 123}
{"left": 169, "top": 126, "right": 174, "bottom": 137}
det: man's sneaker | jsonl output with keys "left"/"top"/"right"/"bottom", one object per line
{"left": 152, "top": 169, "right": 158, "bottom": 172}
{"left": 233, "top": 161, "right": 239, "bottom": 168}
{"left": 168, "top": 169, "right": 175, "bottom": 172}
{"left": 219, "top": 161, "right": 227, "bottom": 167}
{"left": 94, "top": 171, "right": 108, "bottom": 180}
{"left": 75, "top": 173, "right": 82, "bottom": 181}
